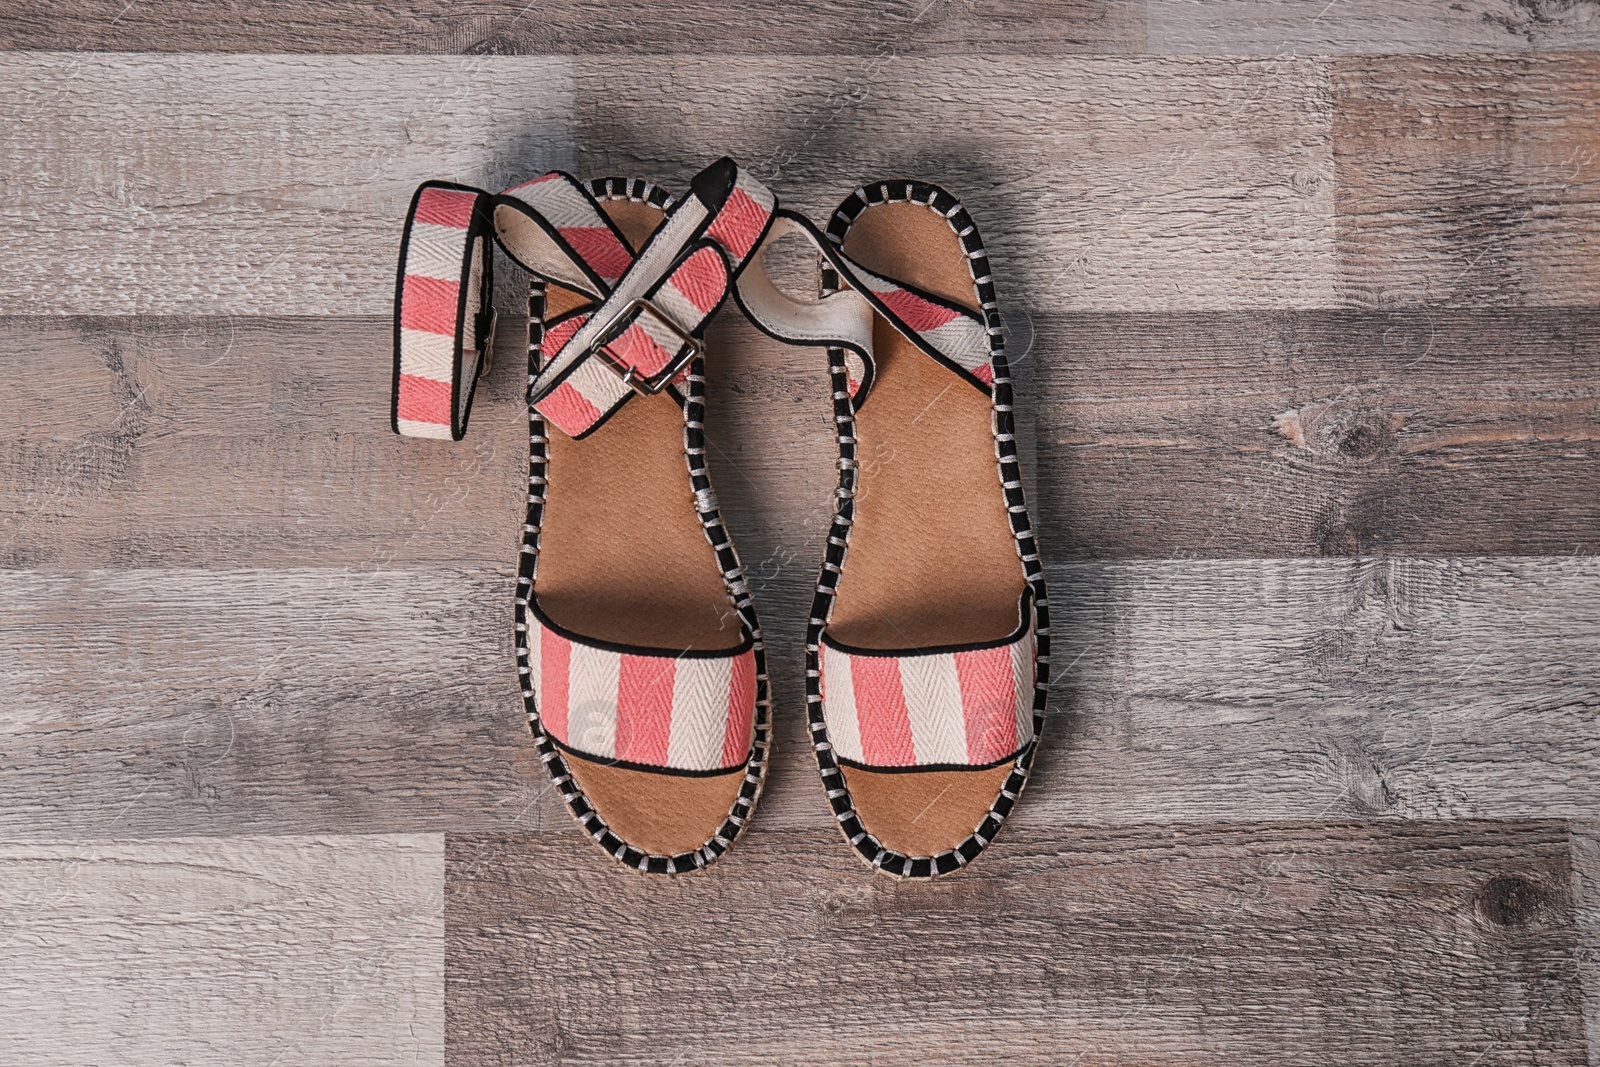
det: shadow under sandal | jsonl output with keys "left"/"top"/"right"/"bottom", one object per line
{"left": 733, "top": 182, "right": 1050, "bottom": 878}
{"left": 391, "top": 158, "right": 780, "bottom": 874}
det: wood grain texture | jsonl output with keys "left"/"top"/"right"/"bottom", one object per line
{"left": 0, "top": 0, "right": 1146, "bottom": 54}
{"left": 445, "top": 823, "right": 1586, "bottom": 1065}
{"left": 576, "top": 54, "right": 1336, "bottom": 312}
{"left": 0, "top": 53, "right": 574, "bottom": 316}
{"left": 0, "top": 834, "right": 443, "bottom": 1066}
{"left": 1574, "top": 822, "right": 1600, "bottom": 1065}
{"left": 10, "top": 0, "right": 1599, "bottom": 55}
{"left": 4, "top": 307, "right": 1593, "bottom": 568}
{"left": 1334, "top": 54, "right": 1600, "bottom": 308}
{"left": 1033, "top": 307, "right": 1600, "bottom": 558}
{"left": 0, "top": 51, "right": 1336, "bottom": 314}
{"left": 1, "top": 557, "right": 1594, "bottom": 838}
{"left": 1148, "top": 0, "right": 1600, "bottom": 53}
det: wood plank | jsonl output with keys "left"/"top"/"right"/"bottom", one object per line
{"left": 4, "top": 307, "right": 1594, "bottom": 569}
{"left": 12, "top": 1, "right": 1600, "bottom": 55}
{"left": 0, "top": 834, "right": 443, "bottom": 1066}
{"left": 576, "top": 54, "right": 1335, "bottom": 311}
{"left": 0, "top": 53, "right": 574, "bottom": 316}
{"left": 445, "top": 822, "right": 1587, "bottom": 1065}
{"left": 1032, "top": 307, "right": 1600, "bottom": 558}
{"left": 0, "top": 0, "right": 1146, "bottom": 54}
{"left": 1148, "top": 0, "right": 1600, "bottom": 54}
{"left": 0, "top": 52, "right": 1334, "bottom": 314}
{"left": 1334, "top": 54, "right": 1600, "bottom": 309}
{"left": 1573, "top": 822, "right": 1600, "bottom": 1064}
{"left": 1, "top": 558, "right": 1595, "bottom": 838}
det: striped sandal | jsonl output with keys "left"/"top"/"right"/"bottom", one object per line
{"left": 733, "top": 183, "right": 1049, "bottom": 878}
{"left": 392, "top": 158, "right": 779, "bottom": 874}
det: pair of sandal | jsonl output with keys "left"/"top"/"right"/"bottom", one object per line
{"left": 392, "top": 158, "right": 1048, "bottom": 878}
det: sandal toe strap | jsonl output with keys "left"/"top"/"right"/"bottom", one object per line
{"left": 818, "top": 591, "right": 1036, "bottom": 770}
{"left": 526, "top": 607, "right": 758, "bottom": 774}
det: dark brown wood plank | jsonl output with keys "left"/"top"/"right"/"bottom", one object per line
{"left": 1573, "top": 821, "right": 1600, "bottom": 1062}
{"left": 1334, "top": 54, "right": 1600, "bottom": 309}
{"left": 445, "top": 822, "right": 1587, "bottom": 1065}
{"left": 0, "top": 0, "right": 1143, "bottom": 54}
{"left": 5, "top": 308, "right": 1595, "bottom": 569}
{"left": 1032, "top": 307, "right": 1600, "bottom": 558}
{"left": 3, "top": 558, "right": 1596, "bottom": 838}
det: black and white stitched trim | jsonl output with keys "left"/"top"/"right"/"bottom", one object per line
{"left": 806, "top": 179, "right": 1051, "bottom": 879}
{"left": 513, "top": 177, "right": 773, "bottom": 876}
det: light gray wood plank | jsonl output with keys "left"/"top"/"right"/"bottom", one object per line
{"left": 1147, "top": 0, "right": 1600, "bottom": 54}
{"left": 10, "top": 0, "right": 1599, "bottom": 55}
{"left": 445, "top": 822, "right": 1587, "bottom": 1065}
{"left": 0, "top": 52, "right": 1335, "bottom": 314}
{"left": 576, "top": 54, "right": 1336, "bottom": 311}
{"left": 0, "top": 833, "right": 443, "bottom": 1066}
{"left": 1334, "top": 54, "right": 1600, "bottom": 308}
{"left": 0, "top": 0, "right": 1147, "bottom": 54}
{"left": 0, "top": 53, "right": 574, "bottom": 316}
{"left": 1, "top": 558, "right": 1595, "bottom": 838}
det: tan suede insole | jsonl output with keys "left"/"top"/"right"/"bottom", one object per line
{"left": 533, "top": 198, "right": 744, "bottom": 857}
{"left": 536, "top": 200, "right": 744, "bottom": 652}
{"left": 829, "top": 202, "right": 1026, "bottom": 852}
{"left": 826, "top": 203, "right": 1026, "bottom": 649}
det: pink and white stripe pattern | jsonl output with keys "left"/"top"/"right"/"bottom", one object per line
{"left": 527, "top": 618, "right": 757, "bottom": 773}
{"left": 819, "top": 615, "right": 1034, "bottom": 768}
{"left": 395, "top": 185, "right": 485, "bottom": 439}
{"left": 843, "top": 257, "right": 994, "bottom": 385}
{"left": 531, "top": 245, "right": 734, "bottom": 437}
{"left": 499, "top": 173, "right": 633, "bottom": 292}
{"left": 517, "top": 169, "right": 775, "bottom": 438}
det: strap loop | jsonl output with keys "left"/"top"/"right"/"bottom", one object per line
{"left": 391, "top": 182, "right": 496, "bottom": 441}
{"left": 391, "top": 159, "right": 775, "bottom": 441}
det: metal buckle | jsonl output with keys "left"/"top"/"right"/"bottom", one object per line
{"left": 589, "top": 298, "right": 704, "bottom": 396}
{"left": 474, "top": 306, "right": 498, "bottom": 378}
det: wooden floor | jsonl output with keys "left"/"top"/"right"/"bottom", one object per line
{"left": 2, "top": 3, "right": 1598, "bottom": 1064}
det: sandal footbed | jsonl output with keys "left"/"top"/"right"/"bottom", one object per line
{"left": 828, "top": 202, "right": 1025, "bottom": 648}
{"left": 563, "top": 751, "right": 748, "bottom": 858}
{"left": 839, "top": 762, "right": 1016, "bottom": 858}
{"left": 828, "top": 199, "right": 1030, "bottom": 860}
{"left": 534, "top": 197, "right": 753, "bottom": 860}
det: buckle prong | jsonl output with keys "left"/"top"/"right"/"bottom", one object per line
{"left": 590, "top": 298, "right": 704, "bottom": 396}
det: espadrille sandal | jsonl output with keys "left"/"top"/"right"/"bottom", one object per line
{"left": 728, "top": 183, "right": 1049, "bottom": 878}
{"left": 392, "top": 158, "right": 780, "bottom": 874}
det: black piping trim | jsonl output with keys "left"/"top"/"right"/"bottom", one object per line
{"left": 527, "top": 595, "right": 753, "bottom": 660}
{"left": 834, "top": 743, "right": 1027, "bottom": 775}
{"left": 552, "top": 737, "right": 752, "bottom": 779}
{"left": 821, "top": 587, "right": 1032, "bottom": 658}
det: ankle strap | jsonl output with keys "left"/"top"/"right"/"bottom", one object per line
{"left": 731, "top": 206, "right": 995, "bottom": 403}
{"left": 392, "top": 158, "right": 775, "bottom": 441}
